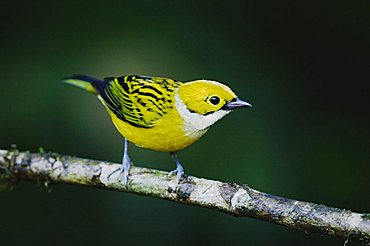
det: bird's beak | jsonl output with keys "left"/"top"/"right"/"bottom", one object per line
{"left": 222, "top": 98, "right": 252, "bottom": 110}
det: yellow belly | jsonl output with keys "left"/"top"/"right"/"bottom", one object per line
{"left": 108, "top": 108, "right": 206, "bottom": 152}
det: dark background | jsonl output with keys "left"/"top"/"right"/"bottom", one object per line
{"left": 1, "top": 1, "right": 369, "bottom": 245}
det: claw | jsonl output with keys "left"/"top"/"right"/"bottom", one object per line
{"left": 107, "top": 166, "right": 120, "bottom": 180}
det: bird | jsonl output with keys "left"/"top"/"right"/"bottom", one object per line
{"left": 63, "top": 74, "right": 251, "bottom": 184}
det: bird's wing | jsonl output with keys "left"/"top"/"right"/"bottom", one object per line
{"left": 100, "top": 75, "right": 182, "bottom": 128}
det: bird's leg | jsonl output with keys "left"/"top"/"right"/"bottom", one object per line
{"left": 119, "top": 138, "right": 131, "bottom": 185}
{"left": 168, "top": 152, "right": 187, "bottom": 183}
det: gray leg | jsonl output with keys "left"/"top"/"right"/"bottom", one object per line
{"left": 120, "top": 138, "right": 131, "bottom": 185}
{"left": 168, "top": 152, "right": 187, "bottom": 183}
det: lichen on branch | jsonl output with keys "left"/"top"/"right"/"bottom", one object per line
{"left": 0, "top": 148, "right": 369, "bottom": 244}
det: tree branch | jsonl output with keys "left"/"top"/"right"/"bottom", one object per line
{"left": 0, "top": 147, "right": 369, "bottom": 244}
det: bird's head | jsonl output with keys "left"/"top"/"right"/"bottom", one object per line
{"left": 175, "top": 80, "right": 251, "bottom": 133}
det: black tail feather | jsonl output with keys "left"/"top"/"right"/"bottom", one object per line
{"left": 63, "top": 75, "right": 106, "bottom": 94}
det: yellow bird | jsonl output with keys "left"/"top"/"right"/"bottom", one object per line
{"left": 63, "top": 75, "right": 251, "bottom": 184}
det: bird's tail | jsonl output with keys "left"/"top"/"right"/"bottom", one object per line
{"left": 63, "top": 75, "right": 105, "bottom": 95}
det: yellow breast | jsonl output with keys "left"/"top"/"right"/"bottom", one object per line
{"left": 108, "top": 104, "right": 207, "bottom": 152}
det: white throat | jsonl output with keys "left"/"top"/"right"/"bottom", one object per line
{"left": 175, "top": 93, "right": 230, "bottom": 137}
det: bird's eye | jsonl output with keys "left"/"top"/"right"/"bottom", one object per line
{"left": 209, "top": 96, "right": 220, "bottom": 105}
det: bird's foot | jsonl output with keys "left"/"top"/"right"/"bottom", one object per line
{"left": 108, "top": 155, "right": 131, "bottom": 185}
{"left": 118, "top": 155, "right": 131, "bottom": 185}
{"left": 168, "top": 165, "right": 187, "bottom": 183}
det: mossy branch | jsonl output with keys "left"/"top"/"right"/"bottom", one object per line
{"left": 0, "top": 147, "right": 369, "bottom": 244}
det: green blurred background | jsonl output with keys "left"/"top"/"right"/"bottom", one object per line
{"left": 1, "top": 1, "right": 369, "bottom": 245}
